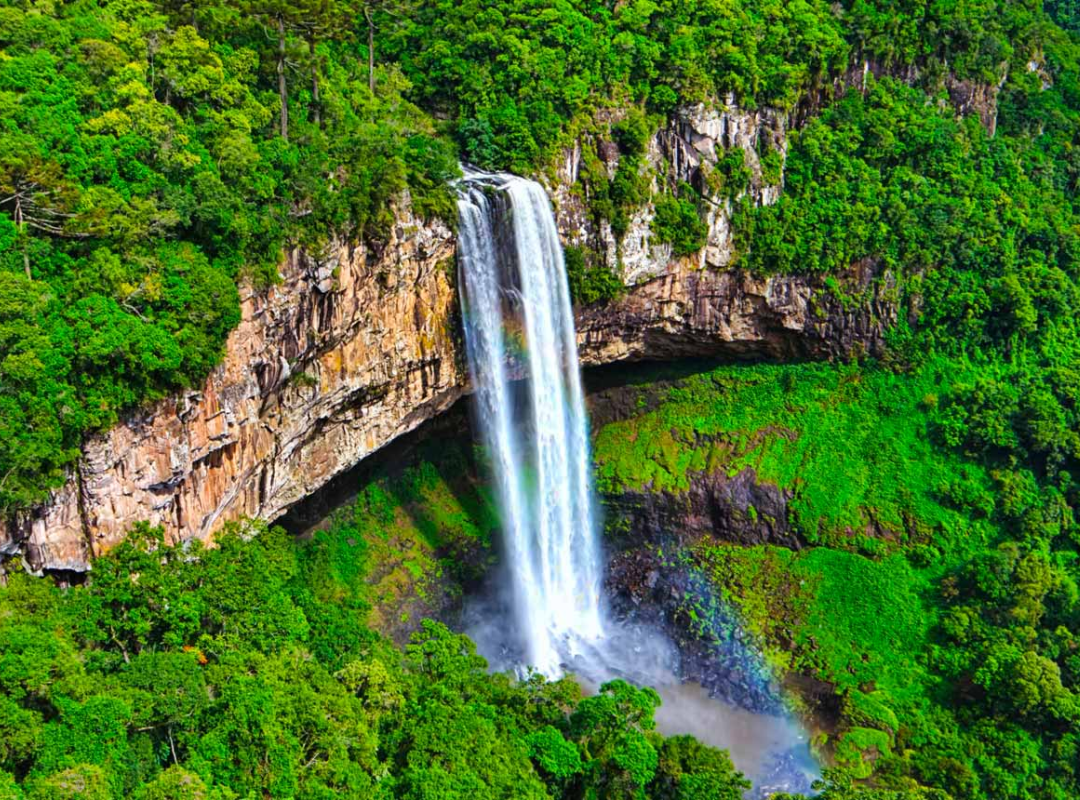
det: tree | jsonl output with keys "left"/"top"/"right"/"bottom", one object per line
{"left": 25, "top": 766, "right": 111, "bottom": 800}
{"left": 134, "top": 766, "right": 236, "bottom": 800}
{"left": 361, "top": 1, "right": 415, "bottom": 93}
{"left": 243, "top": 0, "right": 306, "bottom": 139}
{"left": 649, "top": 735, "right": 749, "bottom": 800}
{"left": 569, "top": 680, "right": 663, "bottom": 799}
{"left": 0, "top": 153, "right": 80, "bottom": 278}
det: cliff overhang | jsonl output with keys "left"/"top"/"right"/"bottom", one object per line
{"left": 0, "top": 102, "right": 899, "bottom": 574}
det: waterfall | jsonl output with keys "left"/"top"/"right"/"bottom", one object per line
{"left": 456, "top": 169, "right": 604, "bottom": 676}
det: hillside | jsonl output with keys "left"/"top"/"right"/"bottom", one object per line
{"left": 2, "top": 1, "right": 1080, "bottom": 799}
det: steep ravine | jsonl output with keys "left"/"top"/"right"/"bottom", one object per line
{"left": 0, "top": 102, "right": 898, "bottom": 574}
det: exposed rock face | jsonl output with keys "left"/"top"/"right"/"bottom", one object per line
{"left": 550, "top": 98, "right": 787, "bottom": 287}
{"left": 554, "top": 101, "right": 895, "bottom": 366}
{"left": 2, "top": 210, "right": 463, "bottom": 572}
{"left": 605, "top": 467, "right": 802, "bottom": 552}
{"left": 0, "top": 101, "right": 900, "bottom": 575}
{"left": 578, "top": 265, "right": 896, "bottom": 364}
{"left": 606, "top": 544, "right": 784, "bottom": 715}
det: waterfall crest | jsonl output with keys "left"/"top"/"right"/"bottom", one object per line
{"left": 456, "top": 170, "right": 603, "bottom": 676}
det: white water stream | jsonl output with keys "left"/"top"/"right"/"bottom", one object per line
{"left": 456, "top": 170, "right": 819, "bottom": 796}
{"left": 457, "top": 170, "right": 604, "bottom": 676}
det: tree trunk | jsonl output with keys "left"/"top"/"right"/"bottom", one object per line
{"left": 310, "top": 35, "right": 320, "bottom": 126}
{"left": 14, "top": 204, "right": 29, "bottom": 279}
{"left": 278, "top": 14, "right": 289, "bottom": 141}
{"left": 365, "top": 6, "right": 375, "bottom": 93}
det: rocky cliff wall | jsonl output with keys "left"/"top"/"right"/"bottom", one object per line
{"left": 1, "top": 211, "right": 463, "bottom": 573}
{"left": 0, "top": 102, "right": 899, "bottom": 575}
{"left": 550, "top": 98, "right": 787, "bottom": 286}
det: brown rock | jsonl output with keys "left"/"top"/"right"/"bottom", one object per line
{"left": 4, "top": 206, "right": 462, "bottom": 572}
{"left": 577, "top": 266, "right": 896, "bottom": 365}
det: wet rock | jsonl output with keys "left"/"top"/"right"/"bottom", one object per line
{"left": 750, "top": 748, "right": 818, "bottom": 799}
{"left": 605, "top": 467, "right": 802, "bottom": 551}
{"left": 607, "top": 547, "right": 785, "bottom": 716}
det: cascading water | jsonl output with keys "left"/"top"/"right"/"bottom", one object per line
{"left": 456, "top": 169, "right": 821, "bottom": 794}
{"left": 456, "top": 169, "right": 604, "bottom": 676}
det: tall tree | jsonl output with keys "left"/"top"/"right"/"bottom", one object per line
{"left": 296, "top": 0, "right": 350, "bottom": 127}
{"left": 364, "top": 4, "right": 376, "bottom": 93}
{"left": 244, "top": 0, "right": 305, "bottom": 140}
{"left": 0, "top": 154, "right": 80, "bottom": 278}
{"left": 361, "top": 1, "right": 413, "bottom": 93}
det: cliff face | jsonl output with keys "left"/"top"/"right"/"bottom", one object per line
{"left": 559, "top": 99, "right": 896, "bottom": 363}
{"left": 604, "top": 467, "right": 802, "bottom": 553}
{"left": 577, "top": 265, "right": 894, "bottom": 364}
{"left": 550, "top": 99, "right": 787, "bottom": 285}
{"left": 1, "top": 103, "right": 898, "bottom": 574}
{"left": 1, "top": 211, "right": 463, "bottom": 572}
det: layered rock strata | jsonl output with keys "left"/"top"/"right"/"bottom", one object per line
{"left": 2, "top": 212, "right": 462, "bottom": 572}
{"left": 1, "top": 102, "right": 898, "bottom": 574}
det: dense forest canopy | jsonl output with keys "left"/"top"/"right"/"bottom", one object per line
{"left": 0, "top": 0, "right": 1075, "bottom": 515}
{"left": 2, "top": 0, "right": 1080, "bottom": 798}
{"left": 0, "top": 521, "right": 755, "bottom": 799}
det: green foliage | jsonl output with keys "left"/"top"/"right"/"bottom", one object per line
{"left": 734, "top": 74, "right": 1080, "bottom": 555}
{"left": 25, "top": 765, "right": 111, "bottom": 800}
{"left": 134, "top": 766, "right": 235, "bottom": 800}
{"left": 1045, "top": 0, "right": 1080, "bottom": 32}
{"left": 384, "top": 0, "right": 849, "bottom": 171}
{"left": 527, "top": 726, "right": 584, "bottom": 783}
{"left": 5, "top": 2, "right": 1080, "bottom": 800}
{"left": 834, "top": 728, "right": 892, "bottom": 780}
{"left": 651, "top": 735, "right": 750, "bottom": 800}
{"left": 0, "top": 772, "right": 21, "bottom": 800}
{"left": 591, "top": 353, "right": 1080, "bottom": 798}
{"left": 709, "top": 23, "right": 1080, "bottom": 793}
{"left": 570, "top": 680, "right": 661, "bottom": 798}
{"left": 608, "top": 156, "right": 652, "bottom": 239}
{"left": 651, "top": 191, "right": 708, "bottom": 258}
{"left": 612, "top": 109, "right": 654, "bottom": 158}
{"left": 0, "top": 519, "right": 751, "bottom": 799}
{"left": 565, "top": 245, "right": 623, "bottom": 306}
{"left": 705, "top": 149, "right": 752, "bottom": 200}
{"left": 306, "top": 442, "right": 499, "bottom": 638}
{"left": 684, "top": 543, "right": 932, "bottom": 708}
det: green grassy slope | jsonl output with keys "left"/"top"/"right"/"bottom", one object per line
{"left": 593, "top": 360, "right": 1079, "bottom": 799}
{"left": 594, "top": 360, "right": 996, "bottom": 555}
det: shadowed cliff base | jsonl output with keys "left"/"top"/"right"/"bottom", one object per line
{"left": 1, "top": 244, "right": 895, "bottom": 576}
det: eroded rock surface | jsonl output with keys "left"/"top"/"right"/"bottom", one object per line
{"left": 550, "top": 98, "right": 787, "bottom": 286}
{"left": 2, "top": 210, "right": 462, "bottom": 572}
{"left": 578, "top": 265, "right": 896, "bottom": 365}
{"left": 1, "top": 101, "right": 899, "bottom": 574}
{"left": 605, "top": 467, "right": 802, "bottom": 552}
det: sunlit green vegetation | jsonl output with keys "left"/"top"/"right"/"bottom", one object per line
{"left": 383, "top": 0, "right": 849, "bottom": 172}
{"left": 564, "top": 244, "right": 623, "bottom": 306}
{"left": 5, "top": 0, "right": 1077, "bottom": 519}
{"left": 315, "top": 444, "right": 499, "bottom": 635}
{"left": 594, "top": 356, "right": 1080, "bottom": 799}
{"left": 0, "top": 516, "right": 752, "bottom": 799}
{"left": 594, "top": 360, "right": 996, "bottom": 554}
